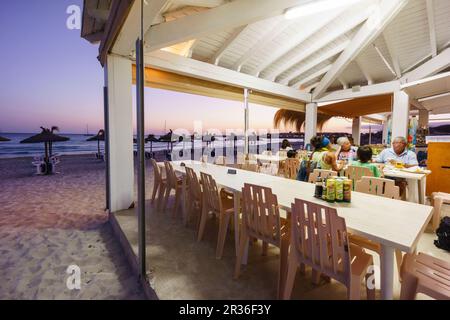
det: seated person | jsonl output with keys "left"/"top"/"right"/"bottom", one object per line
{"left": 351, "top": 145, "right": 381, "bottom": 177}
{"left": 287, "top": 149, "right": 297, "bottom": 158}
{"left": 375, "top": 136, "right": 418, "bottom": 168}
{"left": 310, "top": 135, "right": 344, "bottom": 172}
{"left": 281, "top": 139, "right": 293, "bottom": 151}
{"left": 328, "top": 135, "right": 339, "bottom": 151}
{"left": 336, "top": 137, "right": 356, "bottom": 162}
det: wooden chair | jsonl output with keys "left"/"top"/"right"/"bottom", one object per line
{"left": 283, "top": 199, "right": 375, "bottom": 300}
{"left": 400, "top": 252, "right": 450, "bottom": 300}
{"left": 241, "top": 161, "right": 259, "bottom": 172}
{"left": 150, "top": 159, "right": 167, "bottom": 206}
{"left": 162, "top": 161, "right": 183, "bottom": 217}
{"left": 236, "top": 152, "right": 246, "bottom": 167}
{"left": 343, "top": 165, "right": 373, "bottom": 190}
{"left": 350, "top": 177, "right": 403, "bottom": 277}
{"left": 214, "top": 155, "right": 226, "bottom": 166}
{"left": 431, "top": 192, "right": 450, "bottom": 230}
{"left": 355, "top": 176, "right": 400, "bottom": 199}
{"left": 198, "top": 172, "right": 235, "bottom": 259}
{"left": 234, "top": 184, "right": 289, "bottom": 299}
{"left": 307, "top": 169, "right": 337, "bottom": 183}
{"left": 284, "top": 158, "right": 300, "bottom": 179}
{"left": 185, "top": 167, "right": 202, "bottom": 227}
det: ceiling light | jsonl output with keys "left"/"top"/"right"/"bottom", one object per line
{"left": 284, "top": 0, "right": 364, "bottom": 19}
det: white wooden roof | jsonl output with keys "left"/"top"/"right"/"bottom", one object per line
{"left": 110, "top": 0, "right": 450, "bottom": 104}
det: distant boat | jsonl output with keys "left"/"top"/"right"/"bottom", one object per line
{"left": 84, "top": 124, "right": 94, "bottom": 136}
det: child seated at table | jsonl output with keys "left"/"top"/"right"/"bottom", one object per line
{"left": 351, "top": 145, "right": 381, "bottom": 177}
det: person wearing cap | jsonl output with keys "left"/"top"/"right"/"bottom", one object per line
{"left": 310, "top": 135, "right": 344, "bottom": 172}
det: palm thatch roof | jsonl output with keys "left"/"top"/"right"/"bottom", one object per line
{"left": 273, "top": 109, "right": 332, "bottom": 132}
{"left": 87, "top": 129, "right": 105, "bottom": 141}
{"left": 20, "top": 127, "right": 70, "bottom": 144}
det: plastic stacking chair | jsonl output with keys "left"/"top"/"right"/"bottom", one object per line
{"left": 355, "top": 176, "right": 400, "bottom": 199}
{"left": 198, "top": 172, "right": 234, "bottom": 260}
{"left": 400, "top": 252, "right": 450, "bottom": 300}
{"left": 162, "top": 161, "right": 183, "bottom": 217}
{"left": 234, "top": 184, "right": 289, "bottom": 299}
{"left": 185, "top": 167, "right": 202, "bottom": 227}
{"left": 283, "top": 199, "right": 375, "bottom": 300}
{"left": 307, "top": 169, "right": 337, "bottom": 183}
{"left": 431, "top": 192, "right": 450, "bottom": 230}
{"left": 343, "top": 165, "right": 373, "bottom": 190}
{"left": 284, "top": 158, "right": 300, "bottom": 179}
{"left": 150, "top": 159, "right": 167, "bottom": 205}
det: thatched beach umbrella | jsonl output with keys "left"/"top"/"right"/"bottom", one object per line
{"left": 145, "top": 134, "right": 159, "bottom": 154}
{"left": 21, "top": 127, "right": 69, "bottom": 174}
{"left": 159, "top": 130, "right": 179, "bottom": 152}
{"left": 20, "top": 127, "right": 69, "bottom": 161}
{"left": 87, "top": 129, "right": 105, "bottom": 155}
{"left": 0, "top": 136, "right": 10, "bottom": 142}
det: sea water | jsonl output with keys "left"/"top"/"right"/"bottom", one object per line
{"left": 0, "top": 133, "right": 303, "bottom": 159}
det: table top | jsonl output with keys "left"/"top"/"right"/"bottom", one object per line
{"left": 162, "top": 160, "right": 433, "bottom": 252}
{"left": 382, "top": 166, "right": 431, "bottom": 180}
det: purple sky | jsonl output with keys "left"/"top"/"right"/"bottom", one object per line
{"left": 0, "top": 1, "right": 368, "bottom": 135}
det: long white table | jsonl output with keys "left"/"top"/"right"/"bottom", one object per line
{"left": 160, "top": 160, "right": 433, "bottom": 300}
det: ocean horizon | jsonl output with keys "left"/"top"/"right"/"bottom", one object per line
{"left": 0, "top": 132, "right": 304, "bottom": 159}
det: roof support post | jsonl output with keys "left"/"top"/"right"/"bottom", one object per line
{"left": 391, "top": 90, "right": 410, "bottom": 142}
{"left": 352, "top": 117, "right": 362, "bottom": 146}
{"left": 305, "top": 103, "right": 318, "bottom": 149}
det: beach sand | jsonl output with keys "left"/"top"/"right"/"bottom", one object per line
{"left": 0, "top": 155, "right": 145, "bottom": 299}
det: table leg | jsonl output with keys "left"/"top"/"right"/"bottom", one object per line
{"left": 233, "top": 191, "right": 240, "bottom": 258}
{"left": 233, "top": 191, "right": 248, "bottom": 265}
{"left": 380, "top": 245, "right": 395, "bottom": 300}
{"left": 182, "top": 176, "right": 188, "bottom": 226}
{"left": 406, "top": 178, "right": 419, "bottom": 203}
{"left": 418, "top": 177, "right": 426, "bottom": 205}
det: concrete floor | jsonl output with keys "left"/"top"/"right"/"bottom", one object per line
{"left": 114, "top": 193, "right": 450, "bottom": 300}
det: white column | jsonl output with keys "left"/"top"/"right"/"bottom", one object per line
{"left": 418, "top": 109, "right": 430, "bottom": 128}
{"left": 352, "top": 117, "right": 362, "bottom": 146}
{"left": 106, "top": 55, "right": 134, "bottom": 212}
{"left": 304, "top": 103, "right": 317, "bottom": 147}
{"left": 382, "top": 116, "right": 389, "bottom": 145}
{"left": 391, "top": 91, "right": 410, "bottom": 141}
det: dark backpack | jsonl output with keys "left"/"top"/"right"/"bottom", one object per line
{"left": 434, "top": 216, "right": 450, "bottom": 252}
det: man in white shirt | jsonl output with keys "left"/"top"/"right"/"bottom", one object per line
{"left": 375, "top": 136, "right": 418, "bottom": 168}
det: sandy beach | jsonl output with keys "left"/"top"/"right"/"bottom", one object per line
{"left": 0, "top": 155, "right": 144, "bottom": 299}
